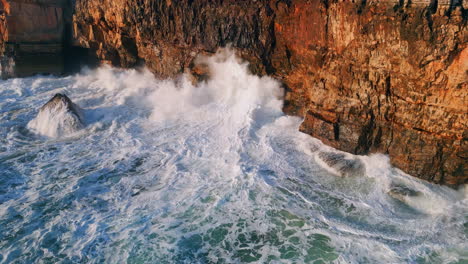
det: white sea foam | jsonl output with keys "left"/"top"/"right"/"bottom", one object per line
{"left": 27, "top": 95, "right": 84, "bottom": 138}
{"left": 0, "top": 49, "right": 466, "bottom": 263}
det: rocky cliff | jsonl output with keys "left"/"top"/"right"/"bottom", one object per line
{"left": 3, "top": 0, "right": 468, "bottom": 185}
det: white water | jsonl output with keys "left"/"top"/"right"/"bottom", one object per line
{"left": 27, "top": 95, "right": 84, "bottom": 138}
{"left": 0, "top": 50, "right": 466, "bottom": 263}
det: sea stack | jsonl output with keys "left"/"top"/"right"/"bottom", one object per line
{"left": 28, "top": 93, "right": 84, "bottom": 137}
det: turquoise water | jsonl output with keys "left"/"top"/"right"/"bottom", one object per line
{"left": 0, "top": 52, "right": 466, "bottom": 263}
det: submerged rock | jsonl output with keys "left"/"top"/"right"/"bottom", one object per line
{"left": 317, "top": 151, "right": 365, "bottom": 177}
{"left": 28, "top": 93, "right": 85, "bottom": 137}
{"left": 388, "top": 184, "right": 422, "bottom": 201}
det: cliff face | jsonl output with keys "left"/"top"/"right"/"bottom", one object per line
{"left": 279, "top": 1, "right": 468, "bottom": 185}
{"left": 3, "top": 0, "right": 468, "bottom": 184}
{"left": 0, "top": 0, "right": 71, "bottom": 77}
{"left": 72, "top": 0, "right": 277, "bottom": 76}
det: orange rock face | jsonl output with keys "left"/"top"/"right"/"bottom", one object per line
{"left": 275, "top": 1, "right": 467, "bottom": 185}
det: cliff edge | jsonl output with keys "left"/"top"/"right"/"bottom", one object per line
{"left": 2, "top": 0, "right": 467, "bottom": 185}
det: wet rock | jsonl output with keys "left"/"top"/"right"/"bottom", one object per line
{"left": 317, "top": 151, "right": 365, "bottom": 177}
{"left": 388, "top": 184, "right": 422, "bottom": 201}
{"left": 28, "top": 93, "right": 84, "bottom": 137}
{"left": 187, "top": 59, "right": 211, "bottom": 84}
{"left": 40, "top": 93, "right": 84, "bottom": 121}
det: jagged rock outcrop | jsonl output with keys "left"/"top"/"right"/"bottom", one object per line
{"left": 2, "top": 0, "right": 467, "bottom": 184}
{"left": 28, "top": 93, "right": 85, "bottom": 137}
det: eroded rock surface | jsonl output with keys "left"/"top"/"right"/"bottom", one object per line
{"left": 282, "top": 0, "right": 468, "bottom": 186}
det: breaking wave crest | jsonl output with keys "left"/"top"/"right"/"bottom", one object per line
{"left": 0, "top": 50, "right": 466, "bottom": 263}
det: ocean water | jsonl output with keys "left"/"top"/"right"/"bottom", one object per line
{"left": 0, "top": 51, "right": 466, "bottom": 263}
